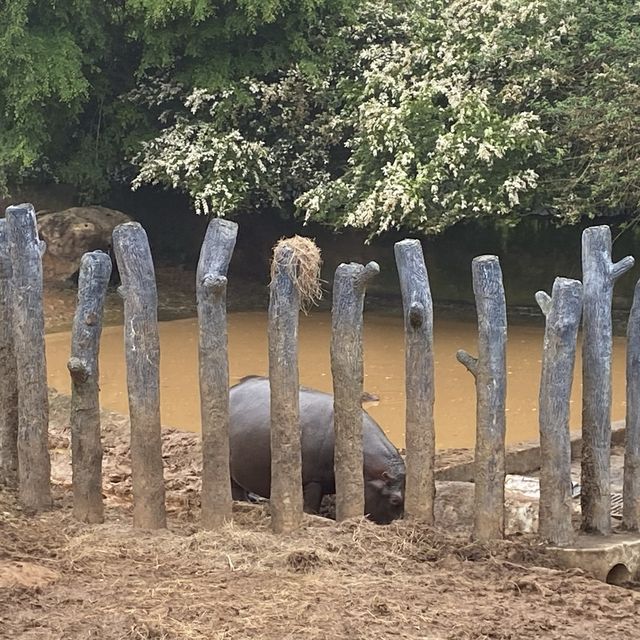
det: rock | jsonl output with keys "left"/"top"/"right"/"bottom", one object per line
{"left": 36, "top": 206, "right": 132, "bottom": 280}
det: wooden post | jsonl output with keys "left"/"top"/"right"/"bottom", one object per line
{"left": 113, "top": 222, "right": 166, "bottom": 529}
{"left": 67, "top": 251, "right": 112, "bottom": 523}
{"left": 456, "top": 255, "right": 507, "bottom": 541}
{"left": 331, "top": 261, "right": 379, "bottom": 521}
{"left": 624, "top": 278, "right": 640, "bottom": 531}
{"left": 196, "top": 218, "right": 238, "bottom": 529}
{"left": 394, "top": 239, "right": 434, "bottom": 523}
{"left": 0, "top": 219, "right": 18, "bottom": 486}
{"left": 6, "top": 204, "right": 51, "bottom": 511}
{"left": 536, "top": 278, "right": 583, "bottom": 545}
{"left": 269, "top": 245, "right": 304, "bottom": 533}
{"left": 581, "top": 226, "right": 634, "bottom": 534}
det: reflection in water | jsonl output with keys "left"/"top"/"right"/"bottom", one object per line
{"left": 45, "top": 311, "right": 628, "bottom": 449}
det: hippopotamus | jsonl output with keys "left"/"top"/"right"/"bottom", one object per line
{"left": 229, "top": 375, "right": 405, "bottom": 524}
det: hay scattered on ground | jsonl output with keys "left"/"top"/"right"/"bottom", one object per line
{"left": 270, "top": 235, "right": 322, "bottom": 313}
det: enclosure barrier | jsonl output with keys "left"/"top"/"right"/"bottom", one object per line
{"left": 68, "top": 251, "right": 112, "bottom": 524}
{"left": 197, "top": 218, "right": 238, "bottom": 529}
{"left": 536, "top": 277, "right": 583, "bottom": 545}
{"left": 457, "top": 255, "right": 507, "bottom": 542}
{"left": 113, "top": 222, "right": 166, "bottom": 529}
{"left": 394, "top": 239, "right": 435, "bottom": 523}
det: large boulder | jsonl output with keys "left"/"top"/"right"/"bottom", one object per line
{"left": 36, "top": 206, "right": 132, "bottom": 281}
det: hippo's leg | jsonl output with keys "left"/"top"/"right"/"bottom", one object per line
{"left": 231, "top": 478, "right": 249, "bottom": 501}
{"left": 303, "top": 482, "right": 323, "bottom": 514}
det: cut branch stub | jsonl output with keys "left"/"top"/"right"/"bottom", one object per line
{"left": 0, "top": 218, "right": 18, "bottom": 487}
{"left": 394, "top": 239, "right": 435, "bottom": 523}
{"left": 68, "top": 251, "right": 112, "bottom": 524}
{"left": 332, "top": 261, "right": 379, "bottom": 521}
{"left": 537, "top": 277, "right": 582, "bottom": 545}
{"left": 196, "top": 218, "right": 238, "bottom": 530}
{"left": 581, "top": 225, "right": 634, "bottom": 534}
{"left": 6, "top": 203, "right": 52, "bottom": 511}
{"left": 458, "top": 255, "right": 507, "bottom": 541}
{"left": 113, "top": 222, "right": 166, "bottom": 530}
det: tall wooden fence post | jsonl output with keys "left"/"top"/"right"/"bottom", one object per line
{"left": 394, "top": 240, "right": 434, "bottom": 523}
{"left": 113, "top": 222, "right": 166, "bottom": 529}
{"left": 67, "top": 251, "right": 112, "bottom": 523}
{"left": 0, "top": 219, "right": 18, "bottom": 486}
{"left": 332, "top": 261, "right": 379, "bottom": 521}
{"left": 581, "top": 226, "right": 633, "bottom": 534}
{"left": 624, "top": 278, "right": 640, "bottom": 531}
{"left": 456, "top": 255, "right": 507, "bottom": 541}
{"left": 197, "top": 218, "right": 238, "bottom": 529}
{"left": 6, "top": 204, "right": 51, "bottom": 511}
{"left": 536, "top": 278, "right": 583, "bottom": 545}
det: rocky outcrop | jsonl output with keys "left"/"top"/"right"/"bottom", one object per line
{"left": 36, "top": 206, "right": 131, "bottom": 281}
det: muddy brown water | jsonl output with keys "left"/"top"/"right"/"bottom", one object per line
{"left": 45, "top": 311, "right": 627, "bottom": 449}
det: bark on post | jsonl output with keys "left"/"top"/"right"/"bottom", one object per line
{"left": 456, "top": 255, "right": 507, "bottom": 541}
{"left": 581, "top": 226, "right": 634, "bottom": 534}
{"left": 269, "top": 245, "right": 303, "bottom": 534}
{"left": 113, "top": 222, "right": 166, "bottom": 529}
{"left": 624, "top": 278, "right": 640, "bottom": 531}
{"left": 394, "top": 239, "right": 435, "bottom": 523}
{"left": 535, "top": 278, "right": 583, "bottom": 545}
{"left": 196, "top": 218, "right": 238, "bottom": 529}
{"left": 6, "top": 204, "right": 51, "bottom": 511}
{"left": 0, "top": 219, "right": 18, "bottom": 486}
{"left": 331, "top": 261, "right": 380, "bottom": 521}
{"left": 67, "top": 251, "right": 112, "bottom": 523}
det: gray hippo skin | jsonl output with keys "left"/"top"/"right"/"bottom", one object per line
{"left": 229, "top": 376, "right": 405, "bottom": 524}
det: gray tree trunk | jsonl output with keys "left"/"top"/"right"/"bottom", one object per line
{"left": 581, "top": 225, "right": 634, "bottom": 534}
{"left": 456, "top": 255, "right": 507, "bottom": 541}
{"left": 67, "top": 251, "right": 112, "bottom": 523}
{"left": 331, "top": 261, "right": 379, "bottom": 521}
{"left": 196, "top": 218, "right": 238, "bottom": 529}
{"left": 535, "top": 278, "right": 583, "bottom": 545}
{"left": 0, "top": 218, "right": 18, "bottom": 487}
{"left": 624, "top": 278, "right": 640, "bottom": 531}
{"left": 394, "top": 240, "right": 434, "bottom": 523}
{"left": 6, "top": 204, "right": 51, "bottom": 511}
{"left": 269, "top": 245, "right": 304, "bottom": 533}
{"left": 113, "top": 222, "right": 166, "bottom": 529}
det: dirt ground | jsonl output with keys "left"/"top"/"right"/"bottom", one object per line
{"left": 1, "top": 390, "right": 639, "bottom": 640}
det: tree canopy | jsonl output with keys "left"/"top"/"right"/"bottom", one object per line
{"left": 1, "top": 0, "right": 639, "bottom": 234}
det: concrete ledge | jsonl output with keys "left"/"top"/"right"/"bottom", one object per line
{"left": 549, "top": 532, "right": 640, "bottom": 584}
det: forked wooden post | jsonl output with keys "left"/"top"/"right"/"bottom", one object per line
{"left": 624, "top": 279, "right": 640, "bottom": 531}
{"left": 581, "top": 226, "right": 633, "bottom": 534}
{"left": 394, "top": 239, "right": 434, "bottom": 523}
{"left": 269, "top": 244, "right": 304, "bottom": 533}
{"left": 113, "top": 222, "right": 166, "bottom": 529}
{"left": 0, "top": 219, "right": 18, "bottom": 486}
{"left": 68, "top": 251, "right": 112, "bottom": 524}
{"left": 331, "top": 261, "right": 379, "bottom": 521}
{"left": 196, "top": 218, "right": 238, "bottom": 529}
{"left": 536, "top": 278, "right": 583, "bottom": 545}
{"left": 6, "top": 204, "right": 51, "bottom": 511}
{"left": 456, "top": 255, "right": 507, "bottom": 541}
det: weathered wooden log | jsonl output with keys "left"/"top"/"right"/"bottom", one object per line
{"left": 456, "top": 255, "right": 507, "bottom": 541}
{"left": 581, "top": 226, "right": 634, "bottom": 534}
{"left": 269, "top": 244, "right": 304, "bottom": 533}
{"left": 394, "top": 239, "right": 435, "bottom": 523}
{"left": 113, "top": 222, "right": 166, "bottom": 529}
{"left": 0, "top": 219, "right": 18, "bottom": 486}
{"left": 6, "top": 204, "right": 51, "bottom": 511}
{"left": 624, "top": 278, "right": 640, "bottom": 531}
{"left": 536, "top": 278, "right": 583, "bottom": 545}
{"left": 67, "top": 251, "right": 112, "bottom": 523}
{"left": 196, "top": 218, "right": 238, "bottom": 529}
{"left": 331, "top": 261, "right": 379, "bottom": 521}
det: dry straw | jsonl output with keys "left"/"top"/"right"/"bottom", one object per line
{"left": 269, "top": 235, "right": 323, "bottom": 313}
